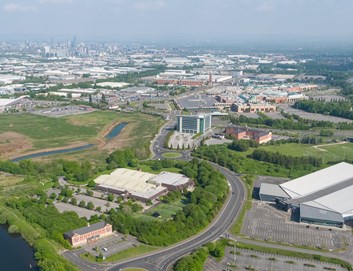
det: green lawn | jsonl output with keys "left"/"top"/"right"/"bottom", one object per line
{"left": 259, "top": 142, "right": 353, "bottom": 162}
{"left": 105, "top": 244, "right": 159, "bottom": 262}
{"left": 134, "top": 197, "right": 188, "bottom": 222}
{"left": 161, "top": 152, "right": 183, "bottom": 159}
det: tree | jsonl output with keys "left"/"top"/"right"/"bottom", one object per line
{"left": 229, "top": 140, "right": 249, "bottom": 152}
{"left": 87, "top": 180, "right": 96, "bottom": 188}
{"left": 50, "top": 193, "right": 57, "bottom": 200}
{"left": 131, "top": 203, "right": 142, "bottom": 213}
{"left": 86, "top": 189, "right": 93, "bottom": 196}
{"left": 107, "top": 194, "right": 115, "bottom": 202}
{"left": 71, "top": 197, "right": 77, "bottom": 205}
{"left": 87, "top": 202, "right": 94, "bottom": 210}
{"left": 79, "top": 200, "right": 86, "bottom": 208}
{"left": 101, "top": 94, "right": 106, "bottom": 104}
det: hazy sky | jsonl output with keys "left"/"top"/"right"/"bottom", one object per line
{"left": 1, "top": 0, "right": 353, "bottom": 42}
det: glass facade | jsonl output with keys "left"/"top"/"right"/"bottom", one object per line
{"left": 177, "top": 114, "right": 212, "bottom": 134}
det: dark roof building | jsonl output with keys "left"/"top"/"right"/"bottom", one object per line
{"left": 64, "top": 222, "right": 113, "bottom": 247}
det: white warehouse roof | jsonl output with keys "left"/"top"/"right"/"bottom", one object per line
{"left": 303, "top": 183, "right": 353, "bottom": 218}
{"left": 94, "top": 168, "right": 167, "bottom": 200}
{"left": 149, "top": 171, "right": 190, "bottom": 187}
{"left": 280, "top": 162, "right": 353, "bottom": 199}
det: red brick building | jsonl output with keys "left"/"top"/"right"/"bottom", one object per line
{"left": 226, "top": 126, "right": 272, "bottom": 144}
{"left": 64, "top": 222, "right": 113, "bottom": 247}
{"left": 155, "top": 78, "right": 205, "bottom": 87}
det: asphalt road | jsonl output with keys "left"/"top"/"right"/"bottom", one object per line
{"left": 107, "top": 163, "right": 246, "bottom": 271}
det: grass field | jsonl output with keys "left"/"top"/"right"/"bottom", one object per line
{"left": 133, "top": 197, "right": 188, "bottom": 222}
{"left": 259, "top": 142, "right": 353, "bottom": 162}
{"left": 0, "top": 111, "right": 164, "bottom": 160}
{"left": 161, "top": 152, "right": 183, "bottom": 159}
{"left": 80, "top": 244, "right": 159, "bottom": 263}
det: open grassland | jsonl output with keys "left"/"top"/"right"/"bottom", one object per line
{"left": 0, "top": 172, "right": 39, "bottom": 199}
{"left": 105, "top": 245, "right": 159, "bottom": 262}
{"left": 80, "top": 244, "right": 159, "bottom": 263}
{"left": 134, "top": 197, "right": 188, "bottom": 222}
{"left": 162, "top": 152, "right": 183, "bottom": 159}
{"left": 0, "top": 111, "right": 164, "bottom": 160}
{"left": 259, "top": 142, "right": 353, "bottom": 162}
{"left": 0, "top": 172, "right": 23, "bottom": 188}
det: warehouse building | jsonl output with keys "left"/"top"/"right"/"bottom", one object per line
{"left": 64, "top": 222, "right": 113, "bottom": 247}
{"left": 148, "top": 171, "right": 193, "bottom": 191}
{"left": 259, "top": 162, "right": 353, "bottom": 227}
{"left": 177, "top": 114, "right": 212, "bottom": 135}
{"left": 94, "top": 168, "right": 191, "bottom": 202}
{"left": 95, "top": 168, "right": 167, "bottom": 202}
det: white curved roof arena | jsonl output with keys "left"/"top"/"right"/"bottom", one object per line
{"left": 280, "top": 162, "right": 353, "bottom": 199}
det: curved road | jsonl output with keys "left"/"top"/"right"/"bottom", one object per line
{"left": 108, "top": 163, "right": 246, "bottom": 271}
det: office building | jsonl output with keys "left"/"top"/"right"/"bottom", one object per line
{"left": 177, "top": 114, "right": 212, "bottom": 134}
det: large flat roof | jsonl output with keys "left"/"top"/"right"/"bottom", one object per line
{"left": 302, "top": 181, "right": 353, "bottom": 218}
{"left": 259, "top": 183, "right": 290, "bottom": 199}
{"left": 95, "top": 168, "right": 167, "bottom": 200}
{"left": 150, "top": 171, "right": 190, "bottom": 187}
{"left": 280, "top": 162, "right": 353, "bottom": 199}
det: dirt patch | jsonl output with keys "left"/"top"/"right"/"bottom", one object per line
{"left": 0, "top": 132, "right": 33, "bottom": 159}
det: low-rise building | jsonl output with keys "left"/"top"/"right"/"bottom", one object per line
{"left": 226, "top": 126, "right": 272, "bottom": 144}
{"left": 64, "top": 222, "right": 113, "bottom": 247}
{"left": 231, "top": 103, "right": 276, "bottom": 113}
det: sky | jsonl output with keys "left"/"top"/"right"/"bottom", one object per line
{"left": 1, "top": 0, "right": 353, "bottom": 43}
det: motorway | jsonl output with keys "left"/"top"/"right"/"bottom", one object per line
{"left": 107, "top": 163, "right": 246, "bottom": 271}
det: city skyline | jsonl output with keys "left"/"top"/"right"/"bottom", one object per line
{"left": 1, "top": 0, "right": 353, "bottom": 42}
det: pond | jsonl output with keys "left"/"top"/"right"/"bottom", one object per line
{"left": 0, "top": 224, "right": 38, "bottom": 271}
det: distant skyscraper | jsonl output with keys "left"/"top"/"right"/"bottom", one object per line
{"left": 72, "top": 36, "right": 77, "bottom": 49}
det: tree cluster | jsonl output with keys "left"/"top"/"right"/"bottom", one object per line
{"left": 294, "top": 100, "right": 353, "bottom": 120}
{"left": 6, "top": 198, "right": 87, "bottom": 248}
{"left": 228, "top": 139, "right": 259, "bottom": 152}
{"left": 173, "top": 238, "right": 230, "bottom": 271}
{"left": 249, "top": 149, "right": 322, "bottom": 169}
